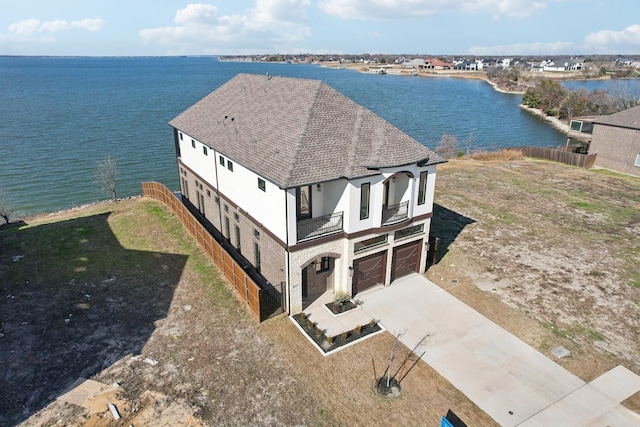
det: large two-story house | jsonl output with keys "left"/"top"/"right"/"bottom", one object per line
{"left": 169, "top": 73, "right": 444, "bottom": 314}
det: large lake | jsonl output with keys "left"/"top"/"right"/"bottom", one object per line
{"left": 0, "top": 57, "right": 632, "bottom": 216}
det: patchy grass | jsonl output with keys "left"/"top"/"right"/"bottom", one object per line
{"left": 431, "top": 157, "right": 640, "bottom": 392}
{"left": 470, "top": 148, "right": 524, "bottom": 161}
{"left": 9, "top": 197, "right": 494, "bottom": 426}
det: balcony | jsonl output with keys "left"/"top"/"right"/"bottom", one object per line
{"left": 382, "top": 201, "right": 409, "bottom": 225}
{"left": 297, "top": 211, "right": 344, "bottom": 242}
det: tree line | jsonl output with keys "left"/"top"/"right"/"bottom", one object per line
{"left": 521, "top": 79, "right": 640, "bottom": 120}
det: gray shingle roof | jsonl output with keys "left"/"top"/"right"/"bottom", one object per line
{"left": 169, "top": 73, "right": 442, "bottom": 189}
{"left": 593, "top": 105, "right": 640, "bottom": 130}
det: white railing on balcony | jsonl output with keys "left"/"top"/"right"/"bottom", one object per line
{"left": 382, "top": 201, "right": 409, "bottom": 225}
{"left": 297, "top": 211, "right": 344, "bottom": 241}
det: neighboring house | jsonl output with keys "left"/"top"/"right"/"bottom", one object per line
{"left": 587, "top": 105, "right": 640, "bottom": 176}
{"left": 425, "top": 58, "right": 453, "bottom": 70}
{"left": 566, "top": 116, "right": 597, "bottom": 153}
{"left": 169, "top": 73, "right": 444, "bottom": 314}
{"left": 498, "top": 58, "right": 512, "bottom": 69}
{"left": 453, "top": 60, "right": 481, "bottom": 71}
{"left": 541, "top": 59, "right": 568, "bottom": 72}
{"left": 567, "top": 58, "right": 585, "bottom": 71}
{"left": 401, "top": 58, "right": 427, "bottom": 69}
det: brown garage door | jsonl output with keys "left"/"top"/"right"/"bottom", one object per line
{"left": 391, "top": 240, "right": 421, "bottom": 282}
{"left": 353, "top": 250, "right": 387, "bottom": 295}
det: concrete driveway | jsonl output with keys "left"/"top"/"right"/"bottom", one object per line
{"left": 356, "top": 274, "right": 640, "bottom": 426}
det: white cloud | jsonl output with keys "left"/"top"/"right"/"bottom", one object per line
{"left": 71, "top": 18, "right": 107, "bottom": 32}
{"left": 469, "top": 24, "right": 640, "bottom": 55}
{"left": 317, "top": 0, "right": 558, "bottom": 20}
{"left": 584, "top": 24, "right": 640, "bottom": 53}
{"left": 461, "top": 0, "right": 548, "bottom": 19}
{"left": 8, "top": 19, "right": 42, "bottom": 35}
{"left": 139, "top": 1, "right": 311, "bottom": 54}
{"left": 469, "top": 41, "right": 577, "bottom": 55}
{"left": 8, "top": 18, "right": 106, "bottom": 35}
{"left": 175, "top": 4, "right": 222, "bottom": 25}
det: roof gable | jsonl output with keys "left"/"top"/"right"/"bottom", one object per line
{"left": 169, "top": 73, "right": 441, "bottom": 188}
{"left": 593, "top": 105, "right": 640, "bottom": 130}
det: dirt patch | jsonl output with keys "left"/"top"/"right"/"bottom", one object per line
{"left": 6, "top": 157, "right": 638, "bottom": 425}
{"left": 3, "top": 198, "right": 496, "bottom": 426}
{"left": 0, "top": 200, "right": 327, "bottom": 426}
{"left": 429, "top": 158, "right": 640, "bottom": 383}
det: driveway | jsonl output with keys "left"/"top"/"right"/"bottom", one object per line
{"left": 356, "top": 274, "right": 640, "bottom": 426}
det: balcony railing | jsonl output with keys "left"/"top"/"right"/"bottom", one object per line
{"left": 382, "top": 201, "right": 409, "bottom": 225}
{"left": 297, "top": 211, "right": 344, "bottom": 242}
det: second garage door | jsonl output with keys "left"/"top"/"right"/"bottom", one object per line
{"left": 391, "top": 240, "right": 421, "bottom": 282}
{"left": 352, "top": 250, "right": 387, "bottom": 295}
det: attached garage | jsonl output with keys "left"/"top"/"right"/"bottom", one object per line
{"left": 352, "top": 250, "right": 387, "bottom": 295}
{"left": 391, "top": 240, "right": 421, "bottom": 282}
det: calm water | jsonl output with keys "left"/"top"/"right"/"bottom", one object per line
{"left": 0, "top": 56, "right": 582, "bottom": 216}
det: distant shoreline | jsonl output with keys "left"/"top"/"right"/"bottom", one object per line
{"left": 320, "top": 60, "right": 590, "bottom": 133}
{"left": 318, "top": 60, "right": 613, "bottom": 95}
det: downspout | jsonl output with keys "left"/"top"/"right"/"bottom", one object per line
{"left": 284, "top": 188, "right": 291, "bottom": 314}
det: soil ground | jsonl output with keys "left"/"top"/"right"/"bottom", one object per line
{"left": 1, "top": 198, "right": 495, "bottom": 426}
{"left": 2, "top": 156, "right": 639, "bottom": 426}
{"left": 429, "top": 158, "right": 640, "bottom": 391}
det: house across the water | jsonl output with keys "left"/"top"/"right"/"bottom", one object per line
{"left": 169, "top": 73, "right": 444, "bottom": 314}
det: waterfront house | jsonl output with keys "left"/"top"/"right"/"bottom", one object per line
{"left": 425, "top": 58, "right": 453, "bottom": 70}
{"left": 169, "top": 73, "right": 444, "bottom": 314}
{"left": 587, "top": 105, "right": 640, "bottom": 176}
{"left": 401, "top": 58, "right": 427, "bottom": 70}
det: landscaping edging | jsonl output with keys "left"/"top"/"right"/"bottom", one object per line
{"left": 324, "top": 300, "right": 361, "bottom": 317}
{"left": 290, "top": 314, "right": 385, "bottom": 356}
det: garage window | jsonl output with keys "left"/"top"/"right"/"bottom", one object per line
{"left": 635, "top": 153, "right": 640, "bottom": 167}
{"left": 355, "top": 235, "right": 388, "bottom": 253}
{"left": 394, "top": 224, "right": 424, "bottom": 240}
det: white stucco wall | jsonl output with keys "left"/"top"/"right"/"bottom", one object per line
{"left": 177, "top": 131, "right": 288, "bottom": 242}
{"left": 215, "top": 150, "right": 288, "bottom": 242}
{"left": 412, "top": 164, "right": 438, "bottom": 218}
{"left": 178, "top": 132, "right": 217, "bottom": 187}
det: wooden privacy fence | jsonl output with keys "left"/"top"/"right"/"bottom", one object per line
{"left": 141, "top": 182, "right": 265, "bottom": 321}
{"left": 516, "top": 146, "right": 597, "bottom": 168}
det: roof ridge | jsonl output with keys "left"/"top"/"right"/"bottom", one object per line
{"left": 282, "top": 79, "right": 322, "bottom": 188}
{"left": 345, "top": 106, "right": 365, "bottom": 177}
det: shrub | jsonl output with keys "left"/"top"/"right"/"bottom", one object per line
{"left": 333, "top": 291, "right": 351, "bottom": 306}
{"left": 471, "top": 149, "right": 524, "bottom": 161}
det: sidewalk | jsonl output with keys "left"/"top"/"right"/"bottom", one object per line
{"left": 303, "top": 274, "right": 640, "bottom": 426}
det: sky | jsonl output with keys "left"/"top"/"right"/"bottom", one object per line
{"left": 1, "top": 0, "right": 639, "bottom": 57}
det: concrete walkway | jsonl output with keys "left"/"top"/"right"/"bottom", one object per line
{"left": 303, "top": 274, "right": 640, "bottom": 426}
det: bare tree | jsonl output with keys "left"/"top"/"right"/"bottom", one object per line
{"left": 435, "top": 133, "right": 459, "bottom": 159}
{"left": 95, "top": 156, "right": 119, "bottom": 201}
{"left": 0, "top": 190, "right": 14, "bottom": 225}
{"left": 464, "top": 131, "right": 476, "bottom": 156}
